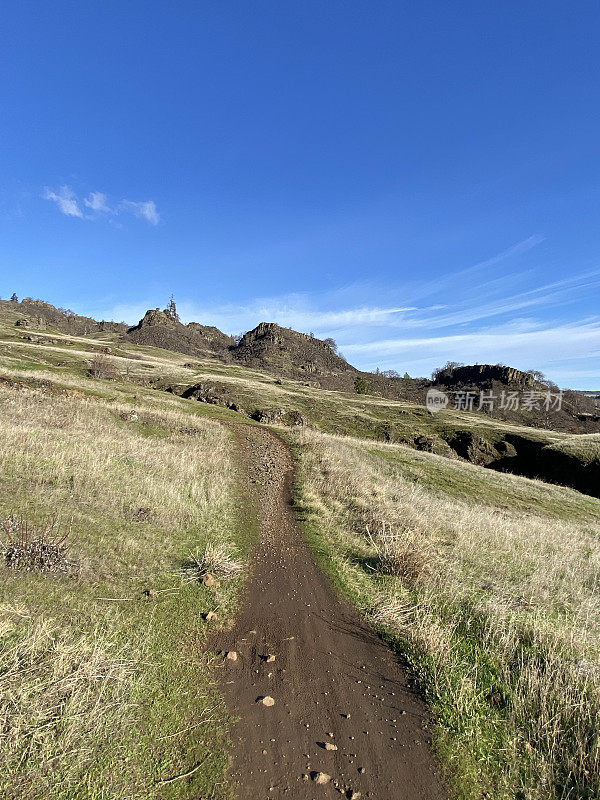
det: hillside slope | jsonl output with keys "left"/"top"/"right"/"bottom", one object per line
{"left": 1, "top": 299, "right": 600, "bottom": 800}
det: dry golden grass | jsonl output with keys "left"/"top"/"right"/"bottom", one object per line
{"left": 0, "top": 607, "right": 134, "bottom": 795}
{"left": 544, "top": 433, "right": 600, "bottom": 465}
{"left": 296, "top": 428, "right": 600, "bottom": 799}
{"left": 0, "top": 379, "right": 244, "bottom": 799}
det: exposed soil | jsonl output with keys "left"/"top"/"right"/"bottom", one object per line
{"left": 215, "top": 423, "right": 448, "bottom": 800}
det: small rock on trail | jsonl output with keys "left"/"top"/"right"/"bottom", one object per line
{"left": 257, "top": 695, "right": 275, "bottom": 707}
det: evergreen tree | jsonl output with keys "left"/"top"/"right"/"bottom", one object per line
{"left": 165, "top": 295, "right": 180, "bottom": 321}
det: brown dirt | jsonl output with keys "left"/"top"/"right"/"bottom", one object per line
{"left": 216, "top": 423, "right": 448, "bottom": 800}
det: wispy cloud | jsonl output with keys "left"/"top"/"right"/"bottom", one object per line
{"left": 118, "top": 199, "right": 160, "bottom": 226}
{"left": 43, "top": 185, "right": 83, "bottom": 218}
{"left": 43, "top": 185, "right": 161, "bottom": 225}
{"left": 101, "top": 296, "right": 410, "bottom": 335}
{"left": 403, "top": 235, "right": 546, "bottom": 304}
{"left": 84, "top": 191, "right": 111, "bottom": 214}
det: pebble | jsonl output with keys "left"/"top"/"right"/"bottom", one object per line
{"left": 257, "top": 696, "right": 275, "bottom": 707}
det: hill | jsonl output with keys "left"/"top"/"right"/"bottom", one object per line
{"left": 1, "top": 295, "right": 600, "bottom": 799}
{"left": 125, "top": 307, "right": 235, "bottom": 356}
{"left": 1, "top": 297, "right": 599, "bottom": 497}
{"left": 231, "top": 321, "right": 356, "bottom": 377}
{"left": 4, "top": 296, "right": 598, "bottom": 434}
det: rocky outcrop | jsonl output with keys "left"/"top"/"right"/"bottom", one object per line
{"left": 413, "top": 434, "right": 458, "bottom": 459}
{"left": 126, "top": 309, "right": 234, "bottom": 357}
{"left": 445, "top": 431, "right": 500, "bottom": 466}
{"left": 435, "top": 364, "right": 536, "bottom": 388}
{"left": 231, "top": 322, "right": 356, "bottom": 378}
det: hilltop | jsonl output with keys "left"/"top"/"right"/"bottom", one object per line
{"left": 126, "top": 307, "right": 235, "bottom": 356}
{"left": 1, "top": 294, "right": 599, "bottom": 497}
{"left": 3, "top": 295, "right": 598, "bottom": 435}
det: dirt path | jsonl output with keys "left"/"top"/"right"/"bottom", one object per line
{"left": 216, "top": 424, "right": 448, "bottom": 800}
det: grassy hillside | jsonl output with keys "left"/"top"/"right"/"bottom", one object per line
{"left": 0, "top": 377, "right": 257, "bottom": 799}
{"left": 8, "top": 306, "right": 600, "bottom": 496}
{"left": 2, "top": 304, "right": 600, "bottom": 799}
{"left": 0, "top": 305, "right": 564, "bottom": 442}
{"left": 543, "top": 433, "right": 600, "bottom": 465}
{"left": 294, "top": 429, "right": 600, "bottom": 799}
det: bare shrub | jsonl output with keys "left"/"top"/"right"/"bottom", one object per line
{"left": 1, "top": 516, "right": 75, "bottom": 574}
{"left": 181, "top": 541, "right": 243, "bottom": 583}
{"left": 88, "top": 354, "right": 120, "bottom": 380}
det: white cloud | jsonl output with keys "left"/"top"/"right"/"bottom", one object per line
{"left": 43, "top": 185, "right": 160, "bottom": 225}
{"left": 84, "top": 191, "right": 111, "bottom": 214}
{"left": 342, "top": 320, "right": 600, "bottom": 385}
{"left": 176, "top": 298, "right": 411, "bottom": 336}
{"left": 118, "top": 199, "right": 160, "bottom": 226}
{"left": 43, "top": 185, "right": 83, "bottom": 218}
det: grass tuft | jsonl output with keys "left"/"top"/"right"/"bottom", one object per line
{"left": 182, "top": 541, "right": 244, "bottom": 583}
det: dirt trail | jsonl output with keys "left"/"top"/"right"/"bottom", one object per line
{"left": 216, "top": 424, "right": 448, "bottom": 800}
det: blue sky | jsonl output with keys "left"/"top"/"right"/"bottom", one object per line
{"left": 1, "top": 1, "right": 600, "bottom": 388}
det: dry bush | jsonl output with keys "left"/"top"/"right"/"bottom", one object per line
{"left": 1, "top": 516, "right": 74, "bottom": 574}
{"left": 182, "top": 541, "right": 243, "bottom": 583}
{"left": 88, "top": 353, "right": 120, "bottom": 380}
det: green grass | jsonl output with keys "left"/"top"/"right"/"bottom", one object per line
{"left": 293, "top": 428, "right": 600, "bottom": 800}
{"left": 0, "top": 381, "right": 260, "bottom": 799}
{"left": 366, "top": 440, "right": 600, "bottom": 522}
{"left": 543, "top": 434, "right": 600, "bottom": 465}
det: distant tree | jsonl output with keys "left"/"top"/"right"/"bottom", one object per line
{"left": 526, "top": 369, "right": 547, "bottom": 385}
{"left": 381, "top": 369, "right": 400, "bottom": 378}
{"left": 323, "top": 337, "right": 338, "bottom": 353}
{"left": 432, "top": 360, "right": 463, "bottom": 382}
{"left": 10, "top": 293, "right": 18, "bottom": 302}
{"left": 354, "top": 376, "right": 371, "bottom": 395}
{"left": 165, "top": 295, "right": 180, "bottom": 321}
{"left": 403, "top": 372, "right": 411, "bottom": 380}
{"left": 309, "top": 331, "right": 315, "bottom": 338}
